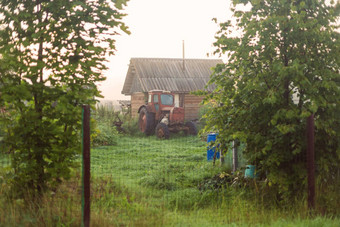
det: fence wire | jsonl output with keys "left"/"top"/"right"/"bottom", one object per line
{"left": 89, "top": 120, "right": 251, "bottom": 222}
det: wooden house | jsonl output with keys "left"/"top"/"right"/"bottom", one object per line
{"left": 121, "top": 58, "right": 223, "bottom": 120}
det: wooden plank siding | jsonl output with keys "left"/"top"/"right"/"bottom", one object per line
{"left": 131, "top": 92, "right": 147, "bottom": 118}
{"left": 184, "top": 94, "right": 204, "bottom": 121}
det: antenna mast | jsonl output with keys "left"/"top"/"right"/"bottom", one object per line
{"left": 182, "top": 40, "right": 185, "bottom": 72}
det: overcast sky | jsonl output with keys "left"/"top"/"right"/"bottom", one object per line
{"left": 98, "top": 0, "right": 234, "bottom": 100}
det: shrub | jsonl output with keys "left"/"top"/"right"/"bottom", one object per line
{"left": 92, "top": 121, "right": 118, "bottom": 146}
{"left": 121, "top": 117, "right": 142, "bottom": 136}
{"left": 92, "top": 104, "right": 119, "bottom": 146}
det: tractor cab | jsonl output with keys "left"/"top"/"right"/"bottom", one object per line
{"left": 138, "top": 90, "right": 197, "bottom": 139}
{"left": 146, "top": 90, "right": 184, "bottom": 125}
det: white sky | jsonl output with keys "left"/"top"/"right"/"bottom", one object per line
{"left": 98, "top": 0, "right": 234, "bottom": 100}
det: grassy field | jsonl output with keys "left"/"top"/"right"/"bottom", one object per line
{"left": 1, "top": 134, "right": 340, "bottom": 226}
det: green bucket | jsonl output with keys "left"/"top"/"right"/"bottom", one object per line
{"left": 245, "top": 165, "right": 256, "bottom": 178}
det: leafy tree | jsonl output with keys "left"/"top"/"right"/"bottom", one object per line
{"left": 204, "top": 0, "right": 340, "bottom": 199}
{"left": 0, "top": 0, "right": 129, "bottom": 197}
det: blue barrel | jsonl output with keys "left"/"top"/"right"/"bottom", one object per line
{"left": 245, "top": 165, "right": 256, "bottom": 178}
{"left": 207, "top": 133, "right": 220, "bottom": 161}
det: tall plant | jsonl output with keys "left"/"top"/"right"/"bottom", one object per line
{"left": 204, "top": 0, "right": 340, "bottom": 199}
{"left": 0, "top": 0, "right": 129, "bottom": 197}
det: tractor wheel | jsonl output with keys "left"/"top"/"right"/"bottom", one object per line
{"left": 155, "top": 123, "right": 170, "bottom": 139}
{"left": 185, "top": 121, "right": 198, "bottom": 135}
{"left": 139, "top": 107, "right": 155, "bottom": 136}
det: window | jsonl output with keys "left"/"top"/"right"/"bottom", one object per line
{"left": 174, "top": 94, "right": 179, "bottom": 107}
{"left": 153, "top": 94, "right": 158, "bottom": 103}
{"left": 161, "top": 94, "right": 174, "bottom": 106}
{"left": 153, "top": 94, "right": 159, "bottom": 111}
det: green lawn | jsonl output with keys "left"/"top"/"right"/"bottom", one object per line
{"left": 89, "top": 135, "right": 340, "bottom": 226}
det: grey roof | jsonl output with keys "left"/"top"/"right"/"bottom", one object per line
{"left": 121, "top": 58, "right": 223, "bottom": 95}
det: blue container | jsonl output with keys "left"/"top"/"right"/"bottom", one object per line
{"left": 207, "top": 133, "right": 220, "bottom": 161}
{"left": 245, "top": 165, "right": 256, "bottom": 178}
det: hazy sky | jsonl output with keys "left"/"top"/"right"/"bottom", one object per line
{"left": 98, "top": 0, "right": 234, "bottom": 100}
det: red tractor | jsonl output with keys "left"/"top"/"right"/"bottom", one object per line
{"left": 138, "top": 90, "right": 198, "bottom": 139}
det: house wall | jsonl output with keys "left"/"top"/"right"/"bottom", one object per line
{"left": 131, "top": 92, "right": 147, "bottom": 118}
{"left": 184, "top": 94, "right": 205, "bottom": 121}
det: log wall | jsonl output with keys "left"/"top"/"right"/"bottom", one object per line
{"left": 131, "top": 92, "right": 147, "bottom": 118}
{"left": 184, "top": 94, "right": 204, "bottom": 121}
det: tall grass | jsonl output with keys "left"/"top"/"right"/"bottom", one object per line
{"left": 0, "top": 171, "right": 81, "bottom": 226}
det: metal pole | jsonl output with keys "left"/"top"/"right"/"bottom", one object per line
{"left": 232, "top": 140, "right": 238, "bottom": 172}
{"left": 82, "top": 105, "right": 91, "bottom": 227}
{"left": 182, "top": 40, "right": 185, "bottom": 72}
{"left": 307, "top": 114, "right": 315, "bottom": 210}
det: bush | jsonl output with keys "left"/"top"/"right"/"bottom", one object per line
{"left": 92, "top": 104, "right": 119, "bottom": 146}
{"left": 121, "top": 117, "right": 142, "bottom": 136}
{"left": 92, "top": 121, "right": 118, "bottom": 146}
{"left": 92, "top": 103, "right": 144, "bottom": 142}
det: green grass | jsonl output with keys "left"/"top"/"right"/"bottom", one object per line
{"left": 88, "top": 135, "right": 340, "bottom": 226}
{"left": 1, "top": 134, "right": 339, "bottom": 226}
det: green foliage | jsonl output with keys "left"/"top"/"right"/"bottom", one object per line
{"left": 92, "top": 102, "right": 141, "bottom": 140}
{"left": 0, "top": 0, "right": 129, "bottom": 197}
{"left": 91, "top": 103, "right": 143, "bottom": 145}
{"left": 204, "top": 0, "right": 340, "bottom": 200}
{"left": 91, "top": 104, "right": 120, "bottom": 146}
{"left": 121, "top": 116, "right": 142, "bottom": 136}
{"left": 92, "top": 120, "right": 118, "bottom": 146}
{"left": 197, "top": 102, "right": 215, "bottom": 130}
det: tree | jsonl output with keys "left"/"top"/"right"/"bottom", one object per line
{"left": 0, "top": 0, "right": 129, "bottom": 197}
{"left": 204, "top": 0, "right": 340, "bottom": 199}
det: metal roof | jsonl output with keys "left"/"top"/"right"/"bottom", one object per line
{"left": 121, "top": 58, "right": 222, "bottom": 95}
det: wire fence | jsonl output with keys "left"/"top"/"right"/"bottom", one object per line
{"left": 4, "top": 107, "right": 338, "bottom": 225}
{"left": 88, "top": 131, "right": 249, "bottom": 209}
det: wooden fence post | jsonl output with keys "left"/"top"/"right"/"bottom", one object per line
{"left": 307, "top": 114, "right": 315, "bottom": 210}
{"left": 82, "top": 105, "right": 91, "bottom": 227}
{"left": 232, "top": 140, "right": 238, "bottom": 172}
